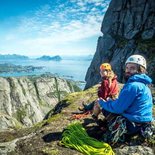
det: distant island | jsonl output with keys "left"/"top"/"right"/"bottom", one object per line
{"left": 36, "top": 55, "right": 62, "bottom": 61}
{"left": 0, "top": 54, "right": 29, "bottom": 60}
{"left": 0, "top": 63, "right": 43, "bottom": 73}
{"left": 0, "top": 54, "right": 93, "bottom": 61}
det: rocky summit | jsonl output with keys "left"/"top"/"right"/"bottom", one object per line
{"left": 0, "top": 85, "right": 154, "bottom": 155}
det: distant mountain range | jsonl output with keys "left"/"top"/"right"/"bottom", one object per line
{"left": 0, "top": 54, "right": 62, "bottom": 61}
{"left": 0, "top": 54, "right": 93, "bottom": 61}
{"left": 36, "top": 55, "right": 62, "bottom": 61}
{"left": 0, "top": 54, "right": 29, "bottom": 60}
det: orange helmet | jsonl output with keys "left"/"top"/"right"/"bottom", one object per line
{"left": 100, "top": 63, "right": 111, "bottom": 71}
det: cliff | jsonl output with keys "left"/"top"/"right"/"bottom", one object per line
{"left": 0, "top": 74, "right": 80, "bottom": 130}
{"left": 85, "top": 0, "right": 155, "bottom": 89}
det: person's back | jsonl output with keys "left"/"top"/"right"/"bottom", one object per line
{"left": 115, "top": 73, "right": 153, "bottom": 123}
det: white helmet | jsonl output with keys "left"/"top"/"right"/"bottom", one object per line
{"left": 125, "top": 55, "right": 146, "bottom": 69}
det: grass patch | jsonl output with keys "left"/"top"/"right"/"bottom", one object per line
{"left": 46, "top": 114, "right": 61, "bottom": 124}
{"left": 42, "top": 147, "right": 59, "bottom": 155}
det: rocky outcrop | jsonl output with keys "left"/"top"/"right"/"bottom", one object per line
{"left": 0, "top": 85, "right": 154, "bottom": 155}
{"left": 85, "top": 0, "right": 155, "bottom": 89}
{"left": 0, "top": 74, "right": 80, "bottom": 130}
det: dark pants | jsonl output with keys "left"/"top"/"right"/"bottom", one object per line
{"left": 102, "top": 110, "right": 142, "bottom": 135}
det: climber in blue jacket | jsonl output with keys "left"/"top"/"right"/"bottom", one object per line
{"left": 92, "top": 54, "right": 153, "bottom": 140}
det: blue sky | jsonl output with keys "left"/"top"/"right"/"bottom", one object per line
{"left": 0, "top": 0, "right": 110, "bottom": 56}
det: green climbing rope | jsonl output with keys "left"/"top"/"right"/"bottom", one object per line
{"left": 60, "top": 122, "right": 115, "bottom": 155}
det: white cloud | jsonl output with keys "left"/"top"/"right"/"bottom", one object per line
{"left": 0, "top": 0, "right": 110, "bottom": 56}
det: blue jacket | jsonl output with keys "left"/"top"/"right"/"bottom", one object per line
{"left": 98, "top": 74, "right": 153, "bottom": 123}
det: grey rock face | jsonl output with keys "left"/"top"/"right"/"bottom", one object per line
{"left": 85, "top": 0, "right": 155, "bottom": 89}
{"left": 114, "top": 145, "right": 154, "bottom": 155}
{"left": 0, "top": 75, "right": 78, "bottom": 130}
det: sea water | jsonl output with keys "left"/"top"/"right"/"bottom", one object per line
{"left": 0, "top": 58, "right": 92, "bottom": 89}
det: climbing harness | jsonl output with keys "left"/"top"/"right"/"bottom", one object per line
{"left": 60, "top": 121, "right": 115, "bottom": 155}
{"left": 102, "top": 116, "right": 127, "bottom": 144}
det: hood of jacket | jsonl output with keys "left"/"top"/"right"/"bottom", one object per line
{"left": 127, "top": 74, "right": 152, "bottom": 85}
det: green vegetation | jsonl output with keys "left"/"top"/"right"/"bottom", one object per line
{"left": 54, "top": 77, "right": 61, "bottom": 102}
{"left": 64, "top": 85, "right": 97, "bottom": 106}
{"left": 66, "top": 80, "right": 81, "bottom": 92}
{"left": 18, "top": 79, "right": 26, "bottom": 95}
{"left": 46, "top": 114, "right": 61, "bottom": 124}
{"left": 7, "top": 77, "right": 16, "bottom": 89}
{"left": 38, "top": 99, "right": 47, "bottom": 106}
{"left": 13, "top": 119, "right": 23, "bottom": 130}
{"left": 33, "top": 81, "right": 41, "bottom": 100}
{"left": 16, "top": 107, "right": 27, "bottom": 123}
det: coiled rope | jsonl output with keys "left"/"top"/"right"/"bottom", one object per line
{"left": 60, "top": 122, "right": 115, "bottom": 155}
